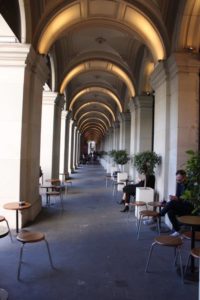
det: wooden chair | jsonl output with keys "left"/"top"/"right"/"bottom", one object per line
{"left": 17, "top": 231, "right": 54, "bottom": 280}
{"left": 145, "top": 235, "right": 184, "bottom": 282}
{"left": 129, "top": 201, "right": 147, "bottom": 227}
{"left": 0, "top": 215, "right": 12, "bottom": 242}
{"left": 137, "top": 210, "right": 160, "bottom": 240}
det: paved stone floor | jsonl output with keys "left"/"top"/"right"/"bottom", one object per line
{"left": 0, "top": 164, "right": 198, "bottom": 299}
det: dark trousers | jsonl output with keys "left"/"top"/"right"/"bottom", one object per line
{"left": 160, "top": 200, "right": 193, "bottom": 231}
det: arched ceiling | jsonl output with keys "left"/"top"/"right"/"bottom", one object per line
{"left": 17, "top": 0, "right": 199, "bottom": 144}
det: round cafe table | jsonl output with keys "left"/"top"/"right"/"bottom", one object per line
{"left": 3, "top": 202, "right": 31, "bottom": 234}
{"left": 178, "top": 215, "right": 200, "bottom": 280}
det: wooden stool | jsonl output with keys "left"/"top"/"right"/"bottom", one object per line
{"left": 17, "top": 231, "right": 54, "bottom": 280}
{"left": 129, "top": 201, "right": 147, "bottom": 226}
{"left": 46, "top": 191, "right": 63, "bottom": 209}
{"left": 182, "top": 231, "right": 200, "bottom": 241}
{"left": 145, "top": 235, "right": 183, "bottom": 282}
{"left": 0, "top": 216, "right": 12, "bottom": 242}
{"left": 137, "top": 210, "right": 160, "bottom": 240}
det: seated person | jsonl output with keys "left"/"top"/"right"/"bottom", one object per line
{"left": 120, "top": 174, "right": 155, "bottom": 212}
{"left": 159, "top": 169, "right": 193, "bottom": 237}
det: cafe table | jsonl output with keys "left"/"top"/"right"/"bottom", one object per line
{"left": 178, "top": 215, "right": 200, "bottom": 280}
{"left": 3, "top": 202, "right": 31, "bottom": 234}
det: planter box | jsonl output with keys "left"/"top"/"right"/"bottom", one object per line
{"left": 135, "top": 187, "right": 154, "bottom": 218}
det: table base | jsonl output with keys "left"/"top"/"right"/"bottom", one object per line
{"left": 0, "top": 288, "right": 8, "bottom": 300}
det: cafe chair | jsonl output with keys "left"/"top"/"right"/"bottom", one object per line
{"left": 137, "top": 210, "right": 160, "bottom": 240}
{"left": 145, "top": 235, "right": 184, "bottom": 282}
{"left": 182, "top": 231, "right": 200, "bottom": 241}
{"left": 0, "top": 215, "right": 12, "bottom": 242}
{"left": 16, "top": 231, "right": 54, "bottom": 280}
{"left": 129, "top": 201, "right": 147, "bottom": 227}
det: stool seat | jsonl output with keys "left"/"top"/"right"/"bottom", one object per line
{"left": 0, "top": 215, "right": 12, "bottom": 242}
{"left": 130, "top": 201, "right": 146, "bottom": 207}
{"left": 140, "top": 210, "right": 159, "bottom": 217}
{"left": 17, "top": 231, "right": 45, "bottom": 243}
{"left": 154, "top": 235, "right": 183, "bottom": 247}
{"left": 191, "top": 248, "right": 200, "bottom": 258}
{"left": 17, "top": 230, "right": 54, "bottom": 280}
{"left": 182, "top": 231, "right": 200, "bottom": 241}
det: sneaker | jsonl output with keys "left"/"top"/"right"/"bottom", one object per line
{"left": 143, "top": 219, "right": 155, "bottom": 225}
{"left": 170, "top": 231, "right": 180, "bottom": 237}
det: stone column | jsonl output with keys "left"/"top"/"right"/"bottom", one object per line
{"left": 73, "top": 125, "right": 77, "bottom": 169}
{"left": 51, "top": 94, "right": 65, "bottom": 179}
{"left": 40, "top": 91, "right": 57, "bottom": 182}
{"left": 70, "top": 121, "right": 75, "bottom": 173}
{"left": 21, "top": 46, "right": 49, "bottom": 225}
{"left": 151, "top": 52, "right": 200, "bottom": 200}
{"left": 118, "top": 112, "right": 131, "bottom": 152}
{"left": 64, "top": 111, "right": 72, "bottom": 178}
{"left": 59, "top": 109, "right": 68, "bottom": 175}
{"left": 0, "top": 44, "right": 30, "bottom": 227}
{"left": 112, "top": 121, "right": 120, "bottom": 150}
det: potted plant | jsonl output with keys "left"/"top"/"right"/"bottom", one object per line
{"left": 133, "top": 150, "right": 161, "bottom": 187}
{"left": 182, "top": 150, "right": 200, "bottom": 215}
{"left": 113, "top": 149, "right": 130, "bottom": 171}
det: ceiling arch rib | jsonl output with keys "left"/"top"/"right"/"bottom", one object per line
{"left": 77, "top": 111, "right": 111, "bottom": 127}
{"left": 69, "top": 86, "right": 123, "bottom": 112}
{"left": 60, "top": 60, "right": 135, "bottom": 98}
{"left": 37, "top": 1, "right": 166, "bottom": 62}
{"left": 81, "top": 124, "right": 105, "bottom": 135}
{"left": 74, "top": 102, "right": 115, "bottom": 122}
{"left": 79, "top": 118, "right": 108, "bottom": 131}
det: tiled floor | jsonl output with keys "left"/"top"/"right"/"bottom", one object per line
{"left": 0, "top": 164, "right": 198, "bottom": 300}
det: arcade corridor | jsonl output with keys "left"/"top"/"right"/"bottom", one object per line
{"left": 0, "top": 164, "right": 198, "bottom": 300}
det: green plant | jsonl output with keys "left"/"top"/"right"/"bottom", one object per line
{"left": 113, "top": 150, "right": 130, "bottom": 165}
{"left": 182, "top": 150, "right": 200, "bottom": 214}
{"left": 133, "top": 151, "right": 161, "bottom": 186}
{"left": 108, "top": 150, "right": 117, "bottom": 158}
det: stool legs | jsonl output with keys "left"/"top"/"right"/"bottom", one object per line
{"left": 17, "top": 239, "right": 54, "bottom": 280}
{"left": 145, "top": 242, "right": 183, "bottom": 282}
{"left": 137, "top": 215, "right": 160, "bottom": 240}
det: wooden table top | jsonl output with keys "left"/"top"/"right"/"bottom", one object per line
{"left": 46, "top": 178, "right": 60, "bottom": 183}
{"left": 148, "top": 201, "right": 165, "bottom": 207}
{"left": 178, "top": 215, "right": 200, "bottom": 226}
{"left": 3, "top": 202, "right": 31, "bottom": 210}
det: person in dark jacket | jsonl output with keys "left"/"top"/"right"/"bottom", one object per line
{"left": 159, "top": 169, "right": 193, "bottom": 236}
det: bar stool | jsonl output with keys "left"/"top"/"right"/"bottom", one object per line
{"left": 46, "top": 190, "right": 63, "bottom": 209}
{"left": 137, "top": 210, "right": 160, "bottom": 240}
{"left": 0, "top": 216, "right": 12, "bottom": 242}
{"left": 129, "top": 201, "right": 147, "bottom": 227}
{"left": 0, "top": 229, "right": 9, "bottom": 299}
{"left": 145, "top": 235, "right": 184, "bottom": 282}
{"left": 16, "top": 231, "right": 54, "bottom": 280}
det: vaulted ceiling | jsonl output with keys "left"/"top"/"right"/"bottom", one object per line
{"left": 1, "top": 0, "right": 199, "bottom": 144}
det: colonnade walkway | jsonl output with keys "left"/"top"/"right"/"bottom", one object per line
{"left": 0, "top": 164, "right": 198, "bottom": 300}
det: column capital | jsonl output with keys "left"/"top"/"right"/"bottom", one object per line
{"left": 42, "top": 91, "right": 57, "bottom": 105}
{"left": 112, "top": 121, "right": 120, "bottom": 129}
{"left": 0, "top": 43, "right": 30, "bottom": 67}
{"left": 134, "top": 95, "right": 154, "bottom": 109}
{"left": 55, "top": 94, "right": 65, "bottom": 110}
{"left": 167, "top": 52, "right": 200, "bottom": 79}
{"left": 118, "top": 112, "right": 131, "bottom": 122}
{"left": 26, "top": 46, "right": 49, "bottom": 85}
{"left": 150, "top": 60, "right": 168, "bottom": 90}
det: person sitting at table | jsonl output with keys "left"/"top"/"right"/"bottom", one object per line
{"left": 120, "top": 174, "right": 155, "bottom": 212}
{"left": 159, "top": 169, "right": 193, "bottom": 237}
